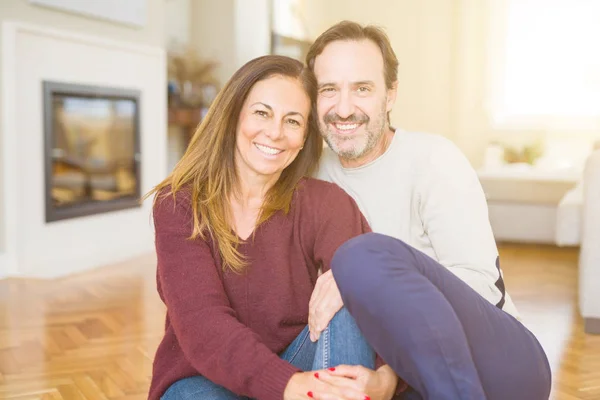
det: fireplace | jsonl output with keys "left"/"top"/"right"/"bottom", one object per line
{"left": 43, "top": 81, "right": 142, "bottom": 222}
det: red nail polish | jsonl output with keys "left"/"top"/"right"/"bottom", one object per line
{"left": 365, "top": 397, "right": 371, "bottom": 400}
{"left": 314, "top": 372, "right": 319, "bottom": 378}
{"left": 328, "top": 367, "right": 335, "bottom": 371}
{"left": 307, "top": 391, "right": 314, "bottom": 398}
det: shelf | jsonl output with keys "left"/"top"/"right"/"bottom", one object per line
{"left": 168, "top": 107, "right": 204, "bottom": 128}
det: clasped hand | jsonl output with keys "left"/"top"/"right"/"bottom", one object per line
{"left": 283, "top": 365, "right": 397, "bottom": 400}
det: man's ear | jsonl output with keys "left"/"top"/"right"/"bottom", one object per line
{"left": 386, "top": 81, "right": 398, "bottom": 112}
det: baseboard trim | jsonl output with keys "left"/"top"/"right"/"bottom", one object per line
{"left": 584, "top": 318, "right": 600, "bottom": 334}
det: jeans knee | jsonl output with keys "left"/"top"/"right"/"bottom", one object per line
{"left": 161, "top": 376, "right": 240, "bottom": 400}
{"left": 319, "top": 307, "right": 375, "bottom": 370}
{"left": 329, "top": 307, "right": 353, "bottom": 327}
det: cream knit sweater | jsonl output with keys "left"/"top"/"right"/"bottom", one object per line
{"left": 316, "top": 129, "right": 519, "bottom": 318}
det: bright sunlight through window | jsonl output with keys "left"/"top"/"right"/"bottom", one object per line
{"left": 492, "top": 0, "right": 600, "bottom": 126}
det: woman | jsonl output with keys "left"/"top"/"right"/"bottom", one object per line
{"left": 146, "top": 55, "right": 399, "bottom": 400}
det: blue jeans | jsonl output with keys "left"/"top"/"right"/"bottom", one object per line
{"left": 161, "top": 307, "right": 375, "bottom": 399}
{"left": 332, "top": 233, "right": 552, "bottom": 400}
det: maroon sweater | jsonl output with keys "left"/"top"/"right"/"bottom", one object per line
{"left": 148, "top": 178, "right": 371, "bottom": 400}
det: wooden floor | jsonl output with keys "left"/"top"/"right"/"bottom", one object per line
{"left": 0, "top": 243, "right": 598, "bottom": 399}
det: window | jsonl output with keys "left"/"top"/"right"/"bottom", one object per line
{"left": 489, "top": 0, "right": 600, "bottom": 128}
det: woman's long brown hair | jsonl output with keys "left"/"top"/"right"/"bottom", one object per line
{"left": 146, "top": 55, "right": 321, "bottom": 272}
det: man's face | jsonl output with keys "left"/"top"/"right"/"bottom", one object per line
{"left": 313, "top": 39, "right": 396, "bottom": 161}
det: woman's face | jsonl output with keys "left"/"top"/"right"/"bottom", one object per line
{"left": 235, "top": 75, "right": 310, "bottom": 183}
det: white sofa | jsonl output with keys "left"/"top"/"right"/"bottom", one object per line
{"left": 579, "top": 149, "right": 600, "bottom": 334}
{"left": 478, "top": 167, "right": 579, "bottom": 244}
{"left": 478, "top": 145, "right": 600, "bottom": 334}
{"left": 555, "top": 183, "right": 583, "bottom": 246}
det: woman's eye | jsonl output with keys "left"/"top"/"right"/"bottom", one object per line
{"left": 254, "top": 110, "right": 268, "bottom": 117}
{"left": 286, "top": 119, "right": 301, "bottom": 126}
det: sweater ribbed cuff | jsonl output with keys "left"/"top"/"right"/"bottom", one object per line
{"left": 251, "top": 356, "right": 301, "bottom": 400}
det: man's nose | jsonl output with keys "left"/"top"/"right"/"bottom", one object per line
{"left": 334, "top": 90, "right": 355, "bottom": 119}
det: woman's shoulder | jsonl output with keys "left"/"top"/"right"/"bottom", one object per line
{"left": 297, "top": 177, "right": 353, "bottom": 201}
{"left": 152, "top": 184, "right": 194, "bottom": 225}
{"left": 294, "top": 178, "right": 359, "bottom": 213}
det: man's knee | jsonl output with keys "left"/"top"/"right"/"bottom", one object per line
{"left": 331, "top": 233, "right": 380, "bottom": 286}
{"left": 331, "top": 233, "right": 416, "bottom": 294}
{"left": 332, "top": 233, "right": 414, "bottom": 274}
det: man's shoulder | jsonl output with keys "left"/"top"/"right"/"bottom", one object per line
{"left": 319, "top": 145, "right": 340, "bottom": 165}
{"left": 398, "top": 130, "right": 469, "bottom": 167}
{"left": 314, "top": 146, "right": 340, "bottom": 181}
{"left": 398, "top": 130, "right": 458, "bottom": 155}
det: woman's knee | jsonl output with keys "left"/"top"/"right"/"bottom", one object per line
{"left": 320, "top": 307, "right": 376, "bottom": 369}
{"left": 328, "top": 307, "right": 354, "bottom": 328}
{"left": 161, "top": 376, "right": 242, "bottom": 400}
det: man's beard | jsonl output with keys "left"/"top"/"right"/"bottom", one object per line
{"left": 320, "top": 101, "right": 388, "bottom": 161}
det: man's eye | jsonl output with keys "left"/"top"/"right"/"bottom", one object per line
{"left": 319, "top": 87, "right": 337, "bottom": 98}
{"left": 358, "top": 86, "right": 370, "bottom": 92}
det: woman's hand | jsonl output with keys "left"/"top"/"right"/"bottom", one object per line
{"left": 283, "top": 370, "right": 369, "bottom": 400}
{"left": 309, "top": 270, "right": 344, "bottom": 341}
{"left": 314, "top": 365, "right": 399, "bottom": 400}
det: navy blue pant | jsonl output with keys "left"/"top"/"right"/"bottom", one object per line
{"left": 331, "top": 233, "right": 551, "bottom": 400}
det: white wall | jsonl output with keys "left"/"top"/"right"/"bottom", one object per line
{"left": 165, "top": 0, "right": 191, "bottom": 49}
{"left": 1, "top": 23, "right": 166, "bottom": 278}
{"left": 189, "top": 0, "right": 237, "bottom": 86}
{"left": 0, "top": 0, "right": 165, "bottom": 264}
{"left": 164, "top": 0, "right": 192, "bottom": 174}
{"left": 234, "top": 0, "right": 271, "bottom": 69}
{"left": 452, "top": 0, "right": 490, "bottom": 166}
{"left": 0, "top": 0, "right": 165, "bottom": 46}
{"left": 0, "top": 0, "right": 167, "bottom": 277}
{"left": 189, "top": 0, "right": 271, "bottom": 87}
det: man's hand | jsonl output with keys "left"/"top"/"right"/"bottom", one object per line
{"left": 315, "top": 365, "right": 399, "bottom": 400}
{"left": 309, "top": 270, "right": 344, "bottom": 342}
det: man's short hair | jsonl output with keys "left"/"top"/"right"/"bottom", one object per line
{"left": 306, "top": 21, "right": 399, "bottom": 90}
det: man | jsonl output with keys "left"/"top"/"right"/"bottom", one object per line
{"left": 306, "top": 21, "right": 551, "bottom": 400}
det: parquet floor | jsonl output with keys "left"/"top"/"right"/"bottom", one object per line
{"left": 0, "top": 243, "right": 597, "bottom": 399}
